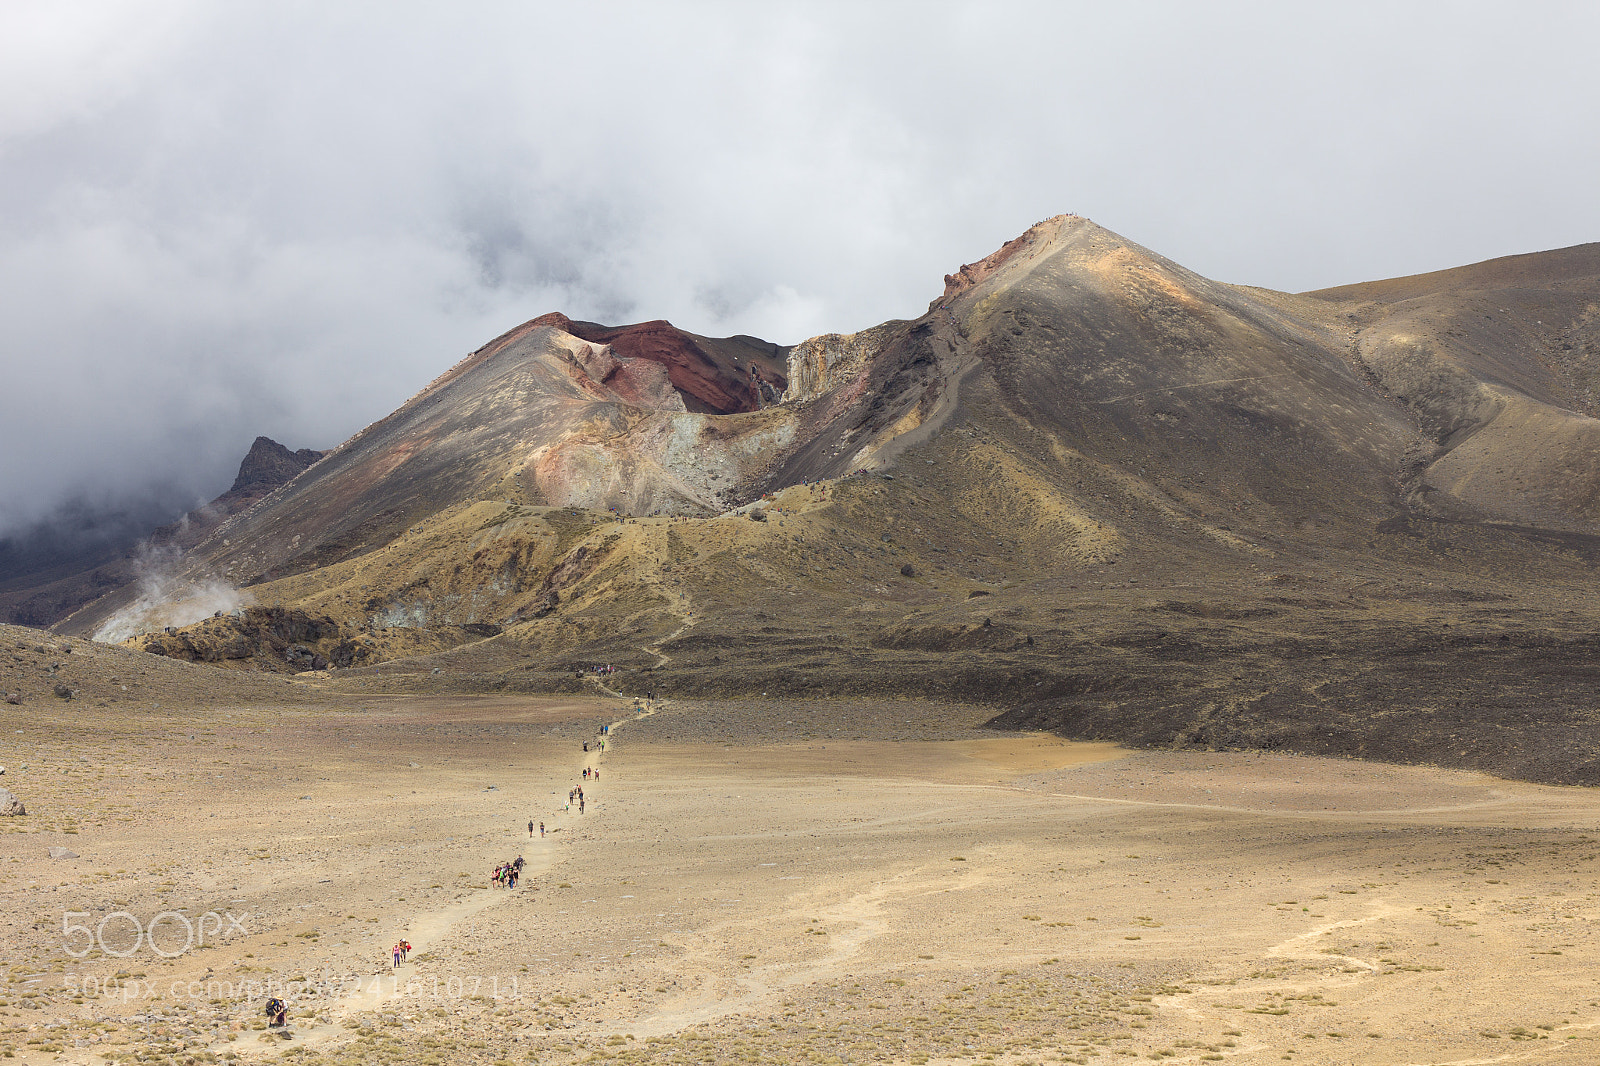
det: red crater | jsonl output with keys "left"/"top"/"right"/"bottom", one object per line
{"left": 532, "top": 313, "right": 788, "bottom": 414}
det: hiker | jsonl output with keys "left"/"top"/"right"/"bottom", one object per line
{"left": 594, "top": 768, "right": 600, "bottom": 781}
{"left": 528, "top": 819, "right": 535, "bottom": 838}
{"left": 264, "top": 997, "right": 287, "bottom": 1028}
{"left": 583, "top": 742, "right": 589, "bottom": 753}
{"left": 392, "top": 943, "right": 401, "bottom": 969}
{"left": 400, "top": 940, "right": 410, "bottom": 962}
{"left": 539, "top": 821, "right": 545, "bottom": 837}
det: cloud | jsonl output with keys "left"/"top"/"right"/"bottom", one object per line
{"left": 2, "top": 1, "right": 1599, "bottom": 539}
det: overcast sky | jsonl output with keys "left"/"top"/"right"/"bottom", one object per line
{"left": 3, "top": 1, "right": 1599, "bottom": 539}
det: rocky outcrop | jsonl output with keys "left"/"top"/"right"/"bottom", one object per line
{"left": 0, "top": 788, "right": 25, "bottom": 816}
{"left": 227, "top": 437, "right": 326, "bottom": 498}
{"left": 131, "top": 606, "right": 344, "bottom": 672}
{"left": 937, "top": 222, "right": 1055, "bottom": 303}
{"left": 782, "top": 330, "right": 884, "bottom": 404}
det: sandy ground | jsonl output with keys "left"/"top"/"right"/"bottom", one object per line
{"left": 5, "top": 691, "right": 1600, "bottom": 1065}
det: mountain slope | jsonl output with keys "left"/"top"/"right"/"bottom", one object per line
{"left": 1298, "top": 243, "right": 1600, "bottom": 530}
{"left": 48, "top": 216, "right": 1600, "bottom": 784}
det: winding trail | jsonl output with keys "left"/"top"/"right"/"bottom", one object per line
{"left": 238, "top": 692, "right": 657, "bottom": 1056}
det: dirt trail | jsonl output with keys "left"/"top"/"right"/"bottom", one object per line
{"left": 859, "top": 307, "right": 981, "bottom": 470}
{"left": 242, "top": 699, "right": 656, "bottom": 1055}
{"left": 642, "top": 619, "right": 693, "bottom": 668}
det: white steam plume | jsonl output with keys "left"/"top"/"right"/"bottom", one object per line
{"left": 92, "top": 543, "right": 250, "bottom": 644}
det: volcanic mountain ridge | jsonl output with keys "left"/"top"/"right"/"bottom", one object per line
{"left": 38, "top": 215, "right": 1600, "bottom": 783}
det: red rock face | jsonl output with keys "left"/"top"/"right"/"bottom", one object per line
{"left": 941, "top": 233, "right": 1032, "bottom": 302}
{"left": 532, "top": 313, "right": 787, "bottom": 414}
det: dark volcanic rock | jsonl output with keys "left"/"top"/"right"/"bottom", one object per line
{"left": 227, "top": 437, "right": 325, "bottom": 498}
{"left": 134, "top": 606, "right": 343, "bottom": 672}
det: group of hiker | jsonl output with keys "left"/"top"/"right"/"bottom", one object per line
{"left": 390, "top": 939, "right": 411, "bottom": 968}
{"left": 492, "top": 856, "right": 525, "bottom": 888}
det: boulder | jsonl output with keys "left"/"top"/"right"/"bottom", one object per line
{"left": 285, "top": 644, "right": 327, "bottom": 670}
{"left": 749, "top": 508, "right": 767, "bottom": 522}
{"left": 3, "top": 692, "right": 19, "bottom": 705}
{"left": 48, "top": 846, "right": 78, "bottom": 859}
{"left": 52, "top": 683, "right": 73, "bottom": 700}
{"left": 0, "top": 788, "right": 26, "bottom": 816}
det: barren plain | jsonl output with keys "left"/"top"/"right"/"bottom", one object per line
{"left": 7, "top": 675, "right": 1600, "bottom": 1066}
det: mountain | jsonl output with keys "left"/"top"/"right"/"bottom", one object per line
{"left": 0, "top": 437, "right": 323, "bottom": 628}
{"left": 224, "top": 436, "right": 327, "bottom": 502}
{"left": 48, "top": 216, "right": 1600, "bottom": 783}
